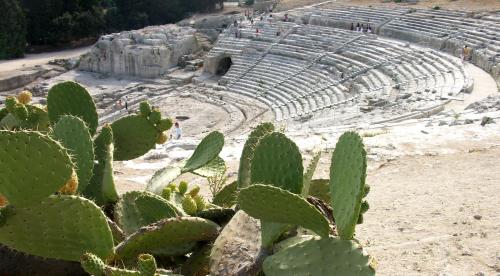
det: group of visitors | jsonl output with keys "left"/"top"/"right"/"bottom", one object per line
{"left": 351, "top": 23, "right": 373, "bottom": 33}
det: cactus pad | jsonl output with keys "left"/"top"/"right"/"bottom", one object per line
{"left": 115, "top": 217, "right": 219, "bottom": 260}
{"left": 239, "top": 184, "right": 330, "bottom": 238}
{"left": 182, "top": 131, "right": 224, "bottom": 172}
{"left": 139, "top": 101, "right": 152, "bottom": 117}
{"left": 263, "top": 237, "right": 375, "bottom": 276}
{"left": 250, "top": 132, "right": 303, "bottom": 194}
{"left": 156, "top": 118, "right": 173, "bottom": 132}
{"left": 84, "top": 126, "right": 118, "bottom": 205}
{"left": 47, "top": 81, "right": 98, "bottom": 135}
{"left": 196, "top": 207, "right": 235, "bottom": 225}
{"left": 138, "top": 254, "right": 157, "bottom": 276}
{"left": 210, "top": 210, "right": 267, "bottom": 276}
{"left": 135, "top": 192, "right": 183, "bottom": 224}
{"left": 114, "top": 191, "right": 150, "bottom": 236}
{"left": 212, "top": 181, "right": 238, "bottom": 208}
{"left": 308, "top": 179, "right": 331, "bottom": 203}
{"left": 81, "top": 252, "right": 106, "bottom": 275}
{"left": 238, "top": 122, "right": 274, "bottom": 188}
{"left": 0, "top": 195, "right": 114, "bottom": 261}
{"left": 302, "top": 151, "right": 321, "bottom": 197}
{"left": 111, "top": 115, "right": 158, "bottom": 161}
{"left": 146, "top": 165, "right": 182, "bottom": 195}
{"left": 330, "top": 132, "right": 367, "bottom": 239}
{"left": 0, "top": 131, "right": 73, "bottom": 207}
{"left": 53, "top": 115, "right": 95, "bottom": 192}
{"left": 25, "top": 104, "right": 50, "bottom": 131}
{"left": 192, "top": 156, "right": 226, "bottom": 178}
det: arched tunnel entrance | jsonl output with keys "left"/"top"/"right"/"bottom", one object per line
{"left": 216, "top": 56, "right": 232, "bottom": 76}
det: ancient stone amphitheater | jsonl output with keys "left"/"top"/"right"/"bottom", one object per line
{"left": 200, "top": 5, "right": 499, "bottom": 129}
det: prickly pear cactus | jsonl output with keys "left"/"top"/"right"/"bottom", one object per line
{"left": 238, "top": 122, "right": 274, "bottom": 189}
{"left": 114, "top": 191, "right": 152, "bottom": 236}
{"left": 182, "top": 195, "right": 198, "bottom": 215}
{"left": 263, "top": 237, "right": 376, "bottom": 276}
{"left": 80, "top": 252, "right": 106, "bottom": 275}
{"left": 0, "top": 195, "right": 114, "bottom": 262}
{"left": 250, "top": 132, "right": 303, "bottom": 194}
{"left": 196, "top": 207, "right": 236, "bottom": 225}
{"left": 0, "top": 108, "right": 8, "bottom": 122}
{"left": 25, "top": 104, "right": 51, "bottom": 131}
{"left": 17, "top": 90, "right": 32, "bottom": 104}
{"left": 302, "top": 151, "right": 321, "bottom": 197}
{"left": 53, "top": 115, "right": 95, "bottom": 192}
{"left": 210, "top": 211, "right": 268, "bottom": 276}
{"left": 330, "top": 132, "right": 367, "bottom": 240}
{"left": 1, "top": 95, "right": 50, "bottom": 132}
{"left": 156, "top": 118, "right": 173, "bottom": 132}
{"left": 250, "top": 132, "right": 304, "bottom": 246}
{"left": 146, "top": 131, "right": 225, "bottom": 195}
{"left": 138, "top": 254, "right": 157, "bottom": 276}
{"left": 148, "top": 109, "right": 162, "bottom": 125}
{"left": 308, "top": 179, "right": 331, "bottom": 203}
{"left": 0, "top": 131, "right": 73, "bottom": 207}
{"left": 212, "top": 181, "right": 238, "bottom": 208}
{"left": 182, "top": 131, "right": 224, "bottom": 172}
{"left": 111, "top": 114, "right": 158, "bottom": 161}
{"left": 139, "top": 101, "right": 152, "bottom": 117}
{"left": 47, "top": 81, "right": 98, "bottom": 135}
{"left": 115, "top": 217, "right": 219, "bottom": 261}
{"left": 192, "top": 156, "right": 226, "bottom": 178}
{"left": 239, "top": 184, "right": 330, "bottom": 238}
{"left": 135, "top": 192, "right": 183, "bottom": 225}
{"left": 146, "top": 165, "right": 183, "bottom": 195}
{"left": 84, "top": 125, "right": 118, "bottom": 205}
{"left": 81, "top": 253, "right": 178, "bottom": 276}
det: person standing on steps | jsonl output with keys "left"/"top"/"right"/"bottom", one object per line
{"left": 350, "top": 23, "right": 354, "bottom": 31}
{"left": 462, "top": 45, "right": 471, "bottom": 61}
{"left": 125, "top": 98, "right": 128, "bottom": 111}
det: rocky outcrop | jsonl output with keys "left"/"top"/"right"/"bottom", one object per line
{"left": 79, "top": 25, "right": 201, "bottom": 78}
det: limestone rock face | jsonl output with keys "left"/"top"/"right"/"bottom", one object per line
{"left": 79, "top": 25, "right": 200, "bottom": 78}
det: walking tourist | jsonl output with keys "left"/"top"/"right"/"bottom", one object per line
{"left": 172, "top": 122, "right": 182, "bottom": 140}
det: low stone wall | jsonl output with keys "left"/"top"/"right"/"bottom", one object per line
{"left": 79, "top": 25, "right": 201, "bottom": 78}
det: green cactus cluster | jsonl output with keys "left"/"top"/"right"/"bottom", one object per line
{"left": 0, "top": 85, "right": 378, "bottom": 275}
{"left": 0, "top": 92, "right": 50, "bottom": 131}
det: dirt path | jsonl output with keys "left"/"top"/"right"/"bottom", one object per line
{"left": 0, "top": 47, "right": 89, "bottom": 73}
{"left": 445, "top": 63, "right": 499, "bottom": 112}
{"left": 358, "top": 146, "right": 500, "bottom": 275}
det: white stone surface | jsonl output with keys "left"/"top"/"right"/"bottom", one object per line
{"left": 79, "top": 25, "right": 201, "bottom": 78}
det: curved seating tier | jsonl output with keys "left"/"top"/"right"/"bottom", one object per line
{"left": 293, "top": 6, "right": 500, "bottom": 84}
{"left": 205, "top": 8, "right": 475, "bottom": 122}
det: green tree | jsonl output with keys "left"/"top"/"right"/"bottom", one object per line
{"left": 0, "top": 0, "right": 27, "bottom": 59}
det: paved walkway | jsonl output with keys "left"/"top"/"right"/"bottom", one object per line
{"left": 0, "top": 47, "right": 90, "bottom": 73}
{"left": 445, "top": 63, "right": 499, "bottom": 112}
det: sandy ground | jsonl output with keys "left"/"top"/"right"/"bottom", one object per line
{"left": 359, "top": 145, "right": 500, "bottom": 275}
{"left": 277, "top": 0, "right": 500, "bottom": 11}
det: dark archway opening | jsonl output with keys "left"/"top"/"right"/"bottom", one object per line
{"left": 216, "top": 57, "right": 232, "bottom": 76}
